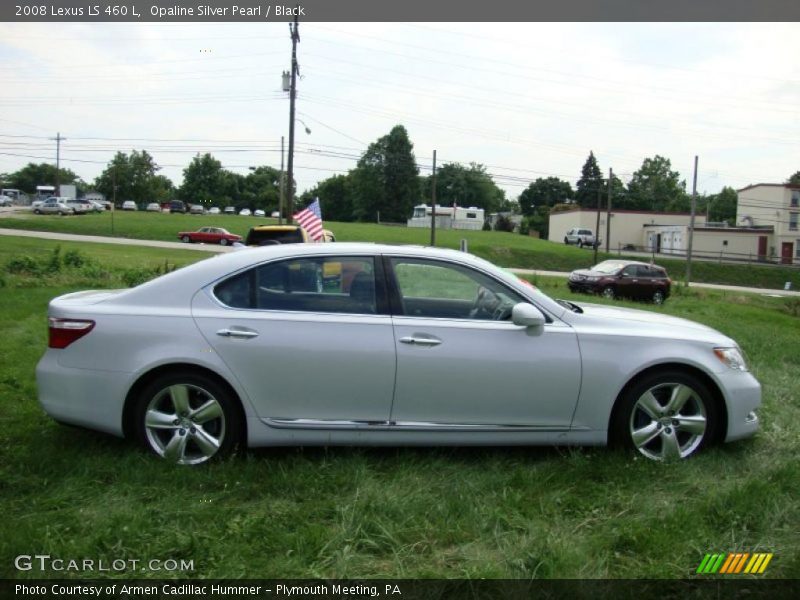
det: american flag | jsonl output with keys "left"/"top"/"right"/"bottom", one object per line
{"left": 293, "top": 198, "right": 324, "bottom": 241}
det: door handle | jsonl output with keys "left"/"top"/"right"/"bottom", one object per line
{"left": 399, "top": 336, "right": 441, "bottom": 347}
{"left": 216, "top": 328, "right": 259, "bottom": 339}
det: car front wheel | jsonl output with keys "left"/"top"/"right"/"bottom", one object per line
{"left": 601, "top": 286, "right": 615, "bottom": 300}
{"left": 612, "top": 371, "right": 719, "bottom": 461}
{"left": 133, "top": 371, "right": 243, "bottom": 465}
{"left": 220, "top": 238, "right": 228, "bottom": 246}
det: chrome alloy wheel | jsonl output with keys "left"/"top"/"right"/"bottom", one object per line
{"left": 144, "top": 384, "right": 226, "bottom": 465}
{"left": 629, "top": 382, "right": 707, "bottom": 461}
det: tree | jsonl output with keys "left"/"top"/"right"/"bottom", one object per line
{"left": 787, "top": 171, "right": 800, "bottom": 185}
{"left": 517, "top": 177, "right": 573, "bottom": 216}
{"left": 575, "top": 151, "right": 603, "bottom": 208}
{"left": 706, "top": 186, "right": 738, "bottom": 224}
{"left": 179, "top": 153, "right": 225, "bottom": 204}
{"left": 626, "top": 155, "right": 687, "bottom": 212}
{"left": 8, "top": 162, "right": 82, "bottom": 194}
{"left": 423, "top": 162, "right": 506, "bottom": 215}
{"left": 299, "top": 174, "right": 354, "bottom": 222}
{"left": 351, "top": 125, "right": 419, "bottom": 222}
{"left": 94, "top": 151, "right": 168, "bottom": 205}
{"left": 241, "top": 166, "right": 281, "bottom": 213}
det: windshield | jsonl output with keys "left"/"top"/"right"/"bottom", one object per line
{"left": 591, "top": 261, "right": 627, "bottom": 274}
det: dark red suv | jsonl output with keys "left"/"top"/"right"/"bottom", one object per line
{"left": 568, "top": 260, "right": 671, "bottom": 304}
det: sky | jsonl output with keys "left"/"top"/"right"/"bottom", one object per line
{"left": 0, "top": 21, "right": 798, "bottom": 202}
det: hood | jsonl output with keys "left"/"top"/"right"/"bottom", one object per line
{"left": 571, "top": 268, "right": 609, "bottom": 278}
{"left": 568, "top": 302, "right": 734, "bottom": 345}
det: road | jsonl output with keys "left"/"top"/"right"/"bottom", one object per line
{"left": 2, "top": 227, "right": 799, "bottom": 297}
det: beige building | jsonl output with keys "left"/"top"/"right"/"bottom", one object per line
{"left": 737, "top": 184, "right": 800, "bottom": 264}
{"left": 548, "top": 209, "right": 706, "bottom": 250}
{"left": 642, "top": 225, "right": 771, "bottom": 261}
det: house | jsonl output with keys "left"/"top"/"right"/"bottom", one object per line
{"left": 736, "top": 184, "right": 800, "bottom": 264}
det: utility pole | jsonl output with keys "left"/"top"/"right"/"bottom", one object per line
{"left": 593, "top": 183, "right": 602, "bottom": 264}
{"left": 51, "top": 132, "right": 65, "bottom": 194}
{"left": 111, "top": 165, "right": 116, "bottom": 235}
{"left": 285, "top": 13, "right": 300, "bottom": 225}
{"left": 279, "top": 135, "right": 285, "bottom": 225}
{"left": 430, "top": 150, "right": 437, "bottom": 246}
{"left": 605, "top": 168, "right": 613, "bottom": 254}
{"left": 686, "top": 155, "right": 699, "bottom": 286}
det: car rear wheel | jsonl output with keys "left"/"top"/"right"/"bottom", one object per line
{"left": 181, "top": 235, "right": 190, "bottom": 243}
{"left": 602, "top": 286, "right": 615, "bottom": 300}
{"left": 133, "top": 371, "right": 243, "bottom": 465}
{"left": 563, "top": 236, "right": 569, "bottom": 244}
{"left": 653, "top": 290, "right": 665, "bottom": 305}
{"left": 612, "top": 370, "right": 719, "bottom": 461}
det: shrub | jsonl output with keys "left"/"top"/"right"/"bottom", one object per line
{"left": 46, "top": 246, "right": 62, "bottom": 274}
{"left": 63, "top": 249, "right": 88, "bottom": 268}
{"left": 5, "top": 255, "right": 41, "bottom": 276}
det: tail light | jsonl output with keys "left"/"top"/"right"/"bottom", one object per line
{"left": 48, "top": 318, "right": 95, "bottom": 349}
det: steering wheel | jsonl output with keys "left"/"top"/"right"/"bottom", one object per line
{"left": 492, "top": 301, "right": 514, "bottom": 321}
{"left": 469, "top": 286, "right": 501, "bottom": 319}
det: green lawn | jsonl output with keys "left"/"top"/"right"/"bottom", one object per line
{"left": 0, "top": 237, "right": 798, "bottom": 579}
{"left": 1, "top": 210, "right": 798, "bottom": 290}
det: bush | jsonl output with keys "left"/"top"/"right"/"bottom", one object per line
{"left": 5, "top": 255, "right": 41, "bottom": 276}
{"left": 518, "top": 217, "right": 530, "bottom": 236}
{"left": 46, "top": 246, "right": 62, "bottom": 274}
{"left": 494, "top": 215, "right": 515, "bottom": 233}
{"left": 63, "top": 249, "right": 88, "bottom": 268}
{"left": 482, "top": 221, "right": 492, "bottom": 231}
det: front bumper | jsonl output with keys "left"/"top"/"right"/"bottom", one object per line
{"left": 718, "top": 369, "right": 761, "bottom": 442}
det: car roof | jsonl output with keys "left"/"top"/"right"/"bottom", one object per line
{"left": 598, "top": 259, "right": 666, "bottom": 269}
{"left": 250, "top": 225, "right": 304, "bottom": 232}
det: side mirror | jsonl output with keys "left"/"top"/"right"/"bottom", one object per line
{"left": 512, "top": 303, "right": 546, "bottom": 327}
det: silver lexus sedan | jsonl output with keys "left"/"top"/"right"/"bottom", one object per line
{"left": 36, "top": 244, "right": 760, "bottom": 465}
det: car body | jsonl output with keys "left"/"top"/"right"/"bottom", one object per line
{"left": 0, "top": 194, "right": 13, "bottom": 207}
{"left": 564, "top": 228, "right": 598, "bottom": 248}
{"left": 253, "top": 209, "right": 266, "bottom": 218}
{"left": 37, "top": 243, "right": 760, "bottom": 465}
{"left": 146, "top": 203, "right": 161, "bottom": 212}
{"left": 178, "top": 227, "right": 242, "bottom": 246}
{"left": 208, "top": 207, "right": 221, "bottom": 215}
{"left": 121, "top": 201, "right": 137, "bottom": 211}
{"left": 224, "top": 206, "right": 236, "bottom": 215}
{"left": 168, "top": 200, "right": 188, "bottom": 214}
{"left": 190, "top": 204, "right": 205, "bottom": 215}
{"left": 65, "top": 200, "right": 90, "bottom": 215}
{"left": 34, "top": 197, "right": 74, "bottom": 215}
{"left": 270, "top": 211, "right": 280, "bottom": 218}
{"left": 321, "top": 229, "right": 336, "bottom": 243}
{"left": 245, "top": 225, "right": 310, "bottom": 246}
{"left": 569, "top": 260, "right": 672, "bottom": 304}
{"left": 239, "top": 208, "right": 252, "bottom": 217}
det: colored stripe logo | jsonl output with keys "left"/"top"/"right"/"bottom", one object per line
{"left": 696, "top": 552, "right": 773, "bottom": 574}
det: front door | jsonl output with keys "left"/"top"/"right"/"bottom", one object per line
{"left": 386, "top": 257, "right": 581, "bottom": 428}
{"left": 758, "top": 236, "right": 768, "bottom": 261}
{"left": 781, "top": 242, "right": 793, "bottom": 265}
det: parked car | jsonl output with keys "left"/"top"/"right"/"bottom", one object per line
{"left": 190, "top": 204, "right": 205, "bottom": 215}
{"left": 568, "top": 260, "right": 672, "bottom": 304}
{"left": 34, "top": 197, "right": 74, "bottom": 216}
{"left": 245, "top": 225, "right": 309, "bottom": 246}
{"left": 208, "top": 207, "right": 221, "bottom": 215}
{"left": 168, "top": 200, "right": 188, "bottom": 214}
{"left": 146, "top": 203, "right": 161, "bottom": 212}
{"left": 121, "top": 201, "right": 137, "bottom": 211}
{"left": 271, "top": 211, "right": 280, "bottom": 218}
{"left": 224, "top": 206, "right": 236, "bottom": 215}
{"left": 65, "top": 200, "right": 89, "bottom": 215}
{"left": 564, "top": 228, "right": 599, "bottom": 248}
{"left": 36, "top": 243, "right": 760, "bottom": 465}
{"left": 177, "top": 227, "right": 242, "bottom": 246}
{"left": 239, "top": 208, "right": 252, "bottom": 217}
{"left": 253, "top": 209, "right": 266, "bottom": 218}
{"left": 0, "top": 194, "right": 13, "bottom": 207}
{"left": 321, "top": 229, "right": 336, "bottom": 243}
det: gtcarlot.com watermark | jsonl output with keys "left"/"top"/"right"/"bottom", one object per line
{"left": 14, "top": 554, "right": 194, "bottom": 573}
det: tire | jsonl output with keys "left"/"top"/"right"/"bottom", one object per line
{"left": 564, "top": 237, "right": 569, "bottom": 244}
{"left": 611, "top": 370, "right": 719, "bottom": 461}
{"left": 181, "top": 235, "right": 191, "bottom": 243}
{"left": 652, "top": 290, "right": 665, "bottom": 305}
{"left": 578, "top": 240, "right": 584, "bottom": 248}
{"left": 133, "top": 370, "right": 243, "bottom": 465}
{"left": 601, "top": 286, "right": 615, "bottom": 300}
{"left": 34, "top": 209, "right": 41, "bottom": 215}
{"left": 219, "top": 238, "right": 228, "bottom": 246}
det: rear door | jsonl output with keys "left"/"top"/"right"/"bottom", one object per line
{"left": 192, "top": 254, "right": 396, "bottom": 423}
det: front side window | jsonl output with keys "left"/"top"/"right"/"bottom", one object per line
{"left": 390, "top": 258, "right": 526, "bottom": 321}
{"left": 214, "top": 256, "right": 377, "bottom": 314}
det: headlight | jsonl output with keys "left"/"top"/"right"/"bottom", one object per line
{"left": 714, "top": 347, "right": 748, "bottom": 371}
{"left": 586, "top": 276, "right": 599, "bottom": 282}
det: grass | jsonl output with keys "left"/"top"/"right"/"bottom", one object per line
{"left": 0, "top": 236, "right": 798, "bottom": 579}
{"left": 1, "top": 210, "right": 798, "bottom": 290}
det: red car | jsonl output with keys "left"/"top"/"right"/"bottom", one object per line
{"left": 178, "top": 227, "right": 242, "bottom": 246}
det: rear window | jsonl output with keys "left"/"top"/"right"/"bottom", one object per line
{"left": 578, "top": 230, "right": 593, "bottom": 235}
{"left": 245, "top": 228, "right": 305, "bottom": 246}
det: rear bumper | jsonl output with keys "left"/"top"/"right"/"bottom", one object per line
{"left": 36, "top": 351, "right": 129, "bottom": 437}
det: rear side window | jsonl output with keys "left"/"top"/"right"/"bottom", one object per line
{"left": 214, "top": 257, "right": 378, "bottom": 315}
